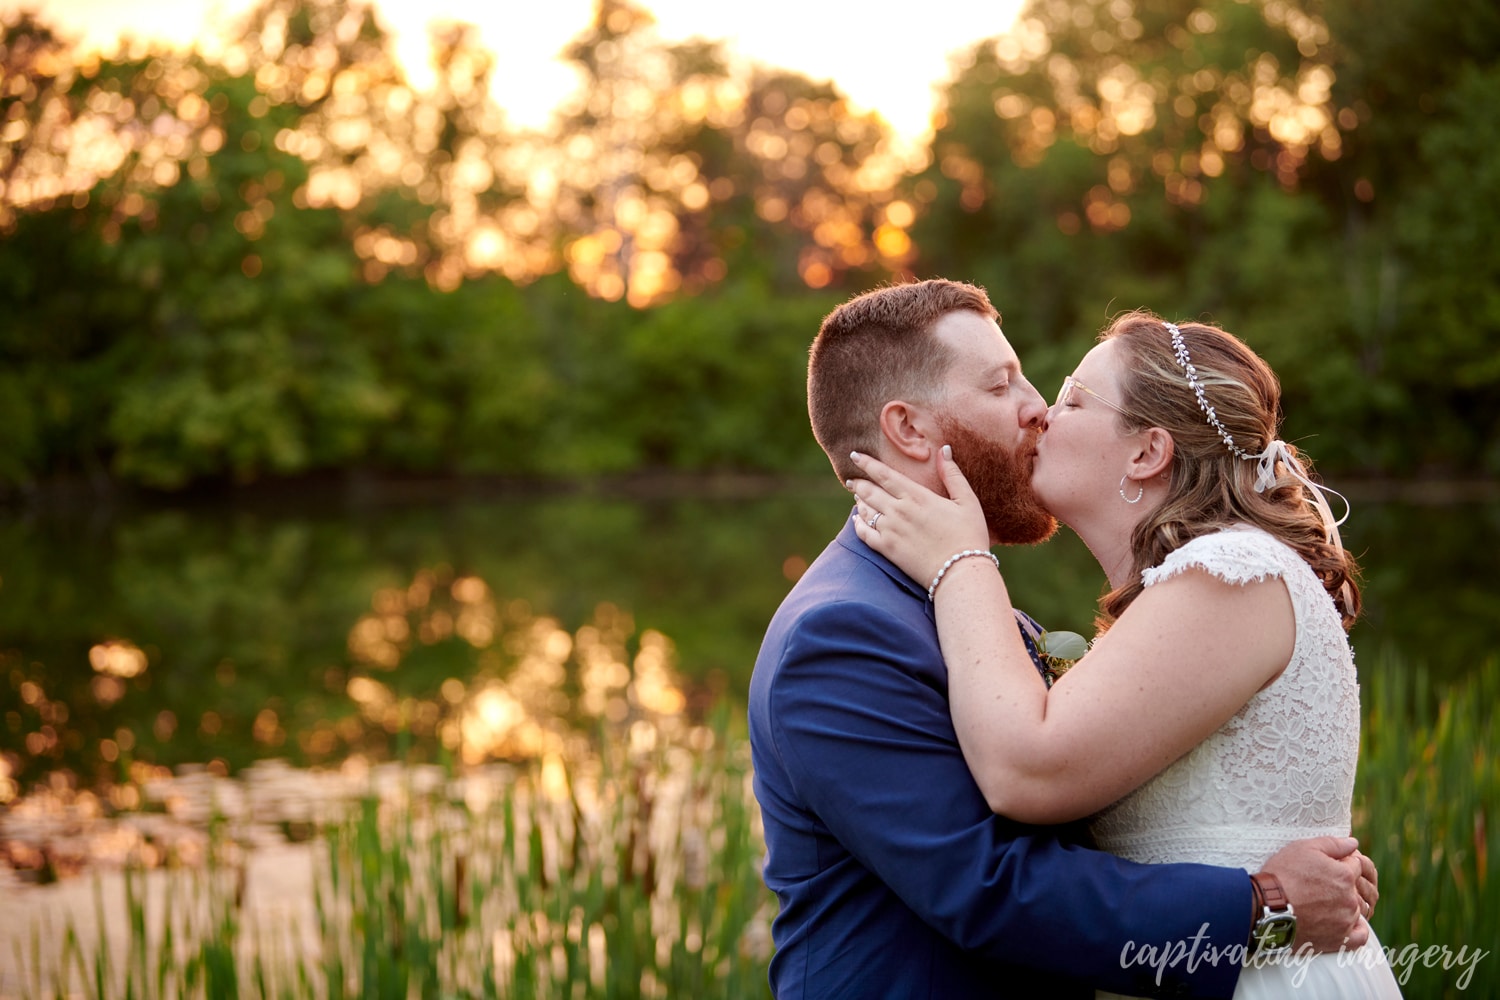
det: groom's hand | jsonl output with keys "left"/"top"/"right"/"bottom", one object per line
{"left": 1259, "top": 836, "right": 1370, "bottom": 952}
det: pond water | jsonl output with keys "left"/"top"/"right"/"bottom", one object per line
{"left": 1, "top": 479, "right": 1497, "bottom": 856}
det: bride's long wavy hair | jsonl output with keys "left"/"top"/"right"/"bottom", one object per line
{"left": 1096, "top": 310, "right": 1361, "bottom": 632}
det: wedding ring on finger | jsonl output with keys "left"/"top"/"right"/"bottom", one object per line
{"left": 867, "top": 511, "right": 882, "bottom": 529}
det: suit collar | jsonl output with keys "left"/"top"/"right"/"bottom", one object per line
{"left": 834, "top": 509, "right": 1050, "bottom": 674}
{"left": 835, "top": 508, "right": 930, "bottom": 603}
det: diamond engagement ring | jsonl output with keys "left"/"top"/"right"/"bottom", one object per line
{"left": 867, "top": 512, "right": 882, "bottom": 529}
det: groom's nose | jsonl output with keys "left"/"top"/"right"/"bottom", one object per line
{"left": 1017, "top": 380, "right": 1047, "bottom": 429}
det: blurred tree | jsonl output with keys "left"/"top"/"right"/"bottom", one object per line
{"left": 910, "top": 0, "right": 1342, "bottom": 319}
{"left": 548, "top": 0, "right": 664, "bottom": 304}
{"left": 222, "top": 0, "right": 509, "bottom": 284}
{"left": 1316, "top": 0, "right": 1500, "bottom": 471}
{"left": 0, "top": 11, "right": 74, "bottom": 227}
{"left": 0, "top": 1, "right": 547, "bottom": 490}
{"left": 410, "top": 19, "right": 535, "bottom": 287}
{"left": 907, "top": 0, "right": 1499, "bottom": 473}
{"left": 353, "top": 272, "right": 559, "bottom": 475}
{"left": 613, "top": 282, "right": 832, "bottom": 471}
{"left": 0, "top": 14, "right": 161, "bottom": 489}
{"left": 546, "top": 0, "right": 906, "bottom": 304}
{"left": 0, "top": 40, "right": 186, "bottom": 485}
{"left": 3, "top": 0, "right": 1498, "bottom": 492}
{"left": 98, "top": 62, "right": 395, "bottom": 488}
{"left": 716, "top": 67, "right": 905, "bottom": 292}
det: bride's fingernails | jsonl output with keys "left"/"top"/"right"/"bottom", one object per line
{"left": 844, "top": 480, "right": 854, "bottom": 491}
{"left": 941, "top": 445, "right": 952, "bottom": 459}
{"left": 849, "top": 451, "right": 864, "bottom": 463}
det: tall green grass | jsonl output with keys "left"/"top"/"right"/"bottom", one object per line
{"left": 1357, "top": 653, "right": 1498, "bottom": 998}
{"left": 11, "top": 706, "right": 773, "bottom": 1000}
{"left": 12, "top": 658, "right": 1497, "bottom": 999}
{"left": 10, "top": 825, "right": 246, "bottom": 999}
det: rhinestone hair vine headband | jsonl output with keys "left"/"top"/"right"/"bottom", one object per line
{"left": 1166, "top": 321, "right": 1253, "bottom": 461}
{"left": 1163, "top": 320, "right": 1350, "bottom": 550}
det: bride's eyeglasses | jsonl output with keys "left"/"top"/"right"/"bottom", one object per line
{"left": 1055, "top": 375, "right": 1135, "bottom": 419}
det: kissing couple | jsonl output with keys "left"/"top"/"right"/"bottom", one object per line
{"left": 749, "top": 280, "right": 1403, "bottom": 998}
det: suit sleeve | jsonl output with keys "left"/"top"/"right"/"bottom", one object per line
{"left": 767, "top": 599, "right": 1252, "bottom": 999}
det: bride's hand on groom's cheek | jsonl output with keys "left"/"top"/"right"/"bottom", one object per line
{"left": 847, "top": 448, "right": 990, "bottom": 584}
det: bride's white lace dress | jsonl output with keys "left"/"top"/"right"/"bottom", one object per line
{"left": 1092, "top": 526, "right": 1402, "bottom": 999}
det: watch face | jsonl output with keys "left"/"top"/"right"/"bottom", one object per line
{"left": 1253, "top": 913, "right": 1297, "bottom": 953}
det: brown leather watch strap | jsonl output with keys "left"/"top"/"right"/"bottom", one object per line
{"left": 1251, "top": 872, "right": 1290, "bottom": 912}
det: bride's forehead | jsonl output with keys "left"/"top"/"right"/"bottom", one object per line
{"left": 1073, "top": 340, "right": 1121, "bottom": 377}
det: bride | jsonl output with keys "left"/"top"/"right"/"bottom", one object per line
{"left": 847, "top": 310, "right": 1403, "bottom": 998}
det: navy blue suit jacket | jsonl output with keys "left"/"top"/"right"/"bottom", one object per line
{"left": 748, "top": 516, "right": 1251, "bottom": 999}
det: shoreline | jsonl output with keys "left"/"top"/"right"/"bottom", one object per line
{"left": 4, "top": 470, "right": 1499, "bottom": 516}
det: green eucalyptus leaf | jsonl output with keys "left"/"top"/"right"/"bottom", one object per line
{"left": 1039, "top": 630, "right": 1089, "bottom": 661}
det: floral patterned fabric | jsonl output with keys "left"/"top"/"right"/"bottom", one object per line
{"left": 1091, "top": 524, "right": 1360, "bottom": 869}
{"left": 1092, "top": 526, "right": 1403, "bottom": 998}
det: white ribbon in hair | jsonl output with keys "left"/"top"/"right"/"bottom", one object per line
{"left": 1250, "top": 439, "right": 1350, "bottom": 551}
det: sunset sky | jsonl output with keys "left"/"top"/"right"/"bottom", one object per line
{"left": 14, "top": 0, "right": 1028, "bottom": 147}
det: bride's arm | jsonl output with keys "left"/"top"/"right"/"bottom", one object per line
{"left": 848, "top": 448, "right": 1294, "bottom": 825}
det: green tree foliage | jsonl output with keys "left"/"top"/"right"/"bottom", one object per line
{"left": 1319, "top": 0, "right": 1500, "bottom": 471}
{"left": 1, "top": 0, "right": 1497, "bottom": 494}
{"left": 546, "top": 0, "right": 901, "bottom": 302}
{"left": 909, "top": 0, "right": 1500, "bottom": 473}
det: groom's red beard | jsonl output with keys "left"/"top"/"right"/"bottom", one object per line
{"left": 939, "top": 417, "right": 1056, "bottom": 546}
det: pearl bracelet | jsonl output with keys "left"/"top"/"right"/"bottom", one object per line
{"left": 927, "top": 549, "right": 1001, "bottom": 601}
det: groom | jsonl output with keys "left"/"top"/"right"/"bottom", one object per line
{"left": 748, "top": 280, "right": 1374, "bottom": 998}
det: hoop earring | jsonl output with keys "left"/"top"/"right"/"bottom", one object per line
{"left": 1118, "top": 474, "right": 1144, "bottom": 504}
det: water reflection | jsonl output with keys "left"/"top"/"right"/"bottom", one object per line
{"left": 1, "top": 485, "right": 1496, "bottom": 887}
{"left": 1, "top": 560, "right": 689, "bottom": 888}
{"left": 1, "top": 573, "right": 770, "bottom": 998}
{"left": 340, "top": 566, "right": 687, "bottom": 765}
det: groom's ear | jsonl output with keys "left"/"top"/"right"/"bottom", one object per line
{"left": 1129, "top": 427, "right": 1175, "bottom": 480}
{"left": 878, "top": 400, "right": 938, "bottom": 462}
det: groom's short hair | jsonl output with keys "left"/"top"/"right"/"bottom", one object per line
{"left": 808, "top": 279, "right": 998, "bottom": 482}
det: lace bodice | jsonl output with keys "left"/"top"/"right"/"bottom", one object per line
{"left": 1089, "top": 526, "right": 1361, "bottom": 871}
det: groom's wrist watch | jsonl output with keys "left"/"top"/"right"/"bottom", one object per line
{"left": 1247, "top": 872, "right": 1297, "bottom": 956}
